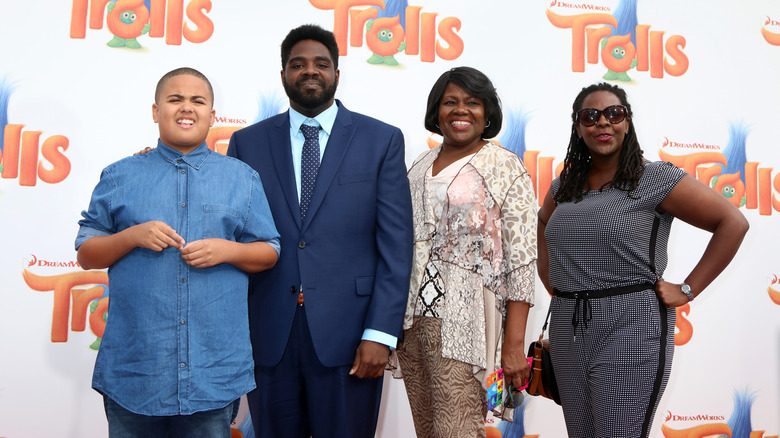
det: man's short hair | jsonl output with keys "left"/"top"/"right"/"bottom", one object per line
{"left": 281, "top": 24, "right": 339, "bottom": 69}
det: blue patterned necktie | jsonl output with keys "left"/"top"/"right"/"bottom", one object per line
{"left": 299, "top": 123, "right": 321, "bottom": 222}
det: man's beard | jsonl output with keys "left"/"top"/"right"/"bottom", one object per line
{"left": 283, "top": 76, "right": 338, "bottom": 112}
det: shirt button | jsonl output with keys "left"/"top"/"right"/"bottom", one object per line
{"left": 298, "top": 241, "right": 306, "bottom": 249}
{"left": 180, "top": 363, "right": 186, "bottom": 368}
{"left": 181, "top": 278, "right": 186, "bottom": 283}
{"left": 181, "top": 169, "right": 186, "bottom": 174}
{"left": 181, "top": 202, "right": 186, "bottom": 207}
{"left": 180, "top": 320, "right": 185, "bottom": 325}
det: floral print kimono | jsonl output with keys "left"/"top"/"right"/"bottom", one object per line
{"left": 392, "top": 141, "right": 537, "bottom": 419}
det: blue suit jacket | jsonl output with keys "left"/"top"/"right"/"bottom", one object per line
{"left": 227, "top": 101, "right": 413, "bottom": 368}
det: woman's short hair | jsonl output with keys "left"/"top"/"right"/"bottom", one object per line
{"left": 424, "top": 67, "right": 502, "bottom": 139}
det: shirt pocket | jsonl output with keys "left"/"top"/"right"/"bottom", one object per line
{"left": 201, "top": 204, "right": 242, "bottom": 241}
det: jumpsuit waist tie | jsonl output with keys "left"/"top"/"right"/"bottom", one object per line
{"left": 553, "top": 283, "right": 655, "bottom": 341}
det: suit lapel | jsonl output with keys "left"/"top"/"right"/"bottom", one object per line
{"left": 270, "top": 113, "right": 303, "bottom": 229}
{"left": 302, "top": 103, "right": 354, "bottom": 231}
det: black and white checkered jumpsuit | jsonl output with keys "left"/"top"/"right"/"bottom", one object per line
{"left": 545, "top": 161, "right": 686, "bottom": 438}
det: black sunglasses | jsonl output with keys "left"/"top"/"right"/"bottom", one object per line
{"left": 576, "top": 104, "right": 628, "bottom": 127}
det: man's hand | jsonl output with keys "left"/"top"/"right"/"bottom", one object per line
{"left": 133, "top": 146, "right": 154, "bottom": 156}
{"left": 180, "top": 238, "right": 228, "bottom": 269}
{"left": 349, "top": 340, "right": 389, "bottom": 379}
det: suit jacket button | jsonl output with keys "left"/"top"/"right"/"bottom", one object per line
{"left": 298, "top": 241, "right": 306, "bottom": 249}
{"left": 291, "top": 286, "right": 297, "bottom": 293}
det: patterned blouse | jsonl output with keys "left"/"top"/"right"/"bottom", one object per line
{"left": 402, "top": 141, "right": 537, "bottom": 371}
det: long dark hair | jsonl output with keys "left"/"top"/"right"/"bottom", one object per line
{"left": 554, "top": 82, "right": 644, "bottom": 203}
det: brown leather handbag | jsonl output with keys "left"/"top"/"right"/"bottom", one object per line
{"left": 526, "top": 307, "right": 561, "bottom": 405}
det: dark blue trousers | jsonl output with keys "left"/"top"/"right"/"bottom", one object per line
{"left": 248, "top": 306, "right": 383, "bottom": 438}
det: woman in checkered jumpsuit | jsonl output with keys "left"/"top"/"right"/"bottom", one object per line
{"left": 537, "top": 83, "right": 748, "bottom": 438}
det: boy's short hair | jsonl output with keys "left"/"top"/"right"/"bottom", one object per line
{"left": 155, "top": 67, "right": 214, "bottom": 104}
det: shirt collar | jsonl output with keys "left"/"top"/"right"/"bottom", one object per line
{"left": 288, "top": 101, "right": 338, "bottom": 136}
{"left": 155, "top": 140, "right": 210, "bottom": 169}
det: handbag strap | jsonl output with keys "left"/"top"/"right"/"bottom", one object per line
{"left": 538, "top": 305, "right": 552, "bottom": 343}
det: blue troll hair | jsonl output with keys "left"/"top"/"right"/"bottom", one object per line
{"left": 724, "top": 388, "right": 757, "bottom": 438}
{"left": 720, "top": 121, "right": 749, "bottom": 185}
{"left": 254, "top": 91, "right": 286, "bottom": 124}
{"left": 610, "top": 0, "right": 638, "bottom": 46}
{"left": 372, "top": 0, "right": 408, "bottom": 29}
{"left": 500, "top": 107, "right": 532, "bottom": 159}
{"left": 0, "top": 77, "right": 18, "bottom": 154}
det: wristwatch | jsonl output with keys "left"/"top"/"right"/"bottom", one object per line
{"left": 680, "top": 283, "right": 694, "bottom": 301}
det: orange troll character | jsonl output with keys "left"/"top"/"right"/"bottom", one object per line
{"left": 711, "top": 171, "right": 747, "bottom": 208}
{"left": 366, "top": 15, "right": 406, "bottom": 66}
{"left": 601, "top": 33, "right": 637, "bottom": 81}
{"left": 106, "top": 0, "right": 151, "bottom": 49}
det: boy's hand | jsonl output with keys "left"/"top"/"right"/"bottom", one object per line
{"left": 180, "top": 238, "right": 228, "bottom": 268}
{"left": 131, "top": 221, "right": 185, "bottom": 251}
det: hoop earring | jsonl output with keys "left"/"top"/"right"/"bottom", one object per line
{"left": 485, "top": 120, "right": 491, "bottom": 128}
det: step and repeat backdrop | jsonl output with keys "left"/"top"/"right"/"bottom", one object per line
{"left": 1, "top": 1, "right": 779, "bottom": 437}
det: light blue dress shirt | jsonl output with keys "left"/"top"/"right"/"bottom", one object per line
{"left": 288, "top": 105, "right": 397, "bottom": 349}
{"left": 75, "top": 141, "right": 280, "bottom": 415}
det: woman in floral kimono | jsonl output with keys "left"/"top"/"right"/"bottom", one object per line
{"left": 393, "top": 67, "right": 537, "bottom": 437}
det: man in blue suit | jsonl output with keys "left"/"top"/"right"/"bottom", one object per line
{"left": 227, "top": 24, "right": 413, "bottom": 438}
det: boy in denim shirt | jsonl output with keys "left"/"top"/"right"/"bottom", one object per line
{"left": 75, "top": 67, "right": 279, "bottom": 437}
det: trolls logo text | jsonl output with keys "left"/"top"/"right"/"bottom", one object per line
{"left": 24, "top": 269, "right": 109, "bottom": 350}
{"left": 2, "top": 124, "right": 71, "bottom": 186}
{"left": 547, "top": 10, "right": 689, "bottom": 79}
{"left": 522, "top": 148, "right": 780, "bottom": 216}
{"left": 310, "top": 0, "right": 464, "bottom": 63}
{"left": 659, "top": 149, "right": 780, "bottom": 215}
{"left": 70, "top": 0, "right": 214, "bottom": 46}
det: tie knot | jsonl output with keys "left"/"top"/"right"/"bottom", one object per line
{"left": 301, "top": 124, "right": 320, "bottom": 140}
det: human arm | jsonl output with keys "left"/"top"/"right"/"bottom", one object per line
{"left": 352, "top": 127, "right": 413, "bottom": 378}
{"left": 499, "top": 162, "right": 537, "bottom": 389}
{"left": 76, "top": 166, "right": 185, "bottom": 270}
{"left": 180, "top": 239, "right": 278, "bottom": 272}
{"left": 502, "top": 300, "right": 531, "bottom": 389}
{"left": 180, "top": 168, "right": 281, "bottom": 273}
{"left": 655, "top": 173, "right": 749, "bottom": 307}
{"left": 537, "top": 189, "right": 556, "bottom": 294}
{"left": 77, "top": 221, "right": 184, "bottom": 270}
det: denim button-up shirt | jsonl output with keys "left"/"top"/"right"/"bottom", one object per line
{"left": 75, "top": 141, "right": 280, "bottom": 415}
